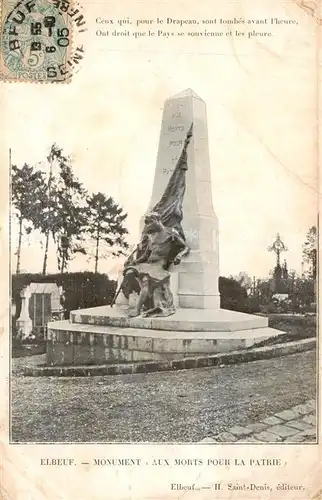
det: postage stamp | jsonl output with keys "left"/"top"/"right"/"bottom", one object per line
{"left": 0, "top": 0, "right": 87, "bottom": 83}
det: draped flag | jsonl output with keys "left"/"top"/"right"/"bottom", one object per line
{"left": 126, "top": 123, "right": 193, "bottom": 266}
{"left": 151, "top": 122, "right": 193, "bottom": 240}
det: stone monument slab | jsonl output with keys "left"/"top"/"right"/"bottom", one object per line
{"left": 145, "top": 88, "right": 220, "bottom": 309}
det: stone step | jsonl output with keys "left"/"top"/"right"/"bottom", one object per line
{"left": 26, "top": 339, "right": 316, "bottom": 377}
{"left": 46, "top": 319, "right": 284, "bottom": 366}
{"left": 70, "top": 305, "right": 269, "bottom": 332}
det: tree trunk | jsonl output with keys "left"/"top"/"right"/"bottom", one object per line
{"left": 42, "top": 230, "right": 50, "bottom": 275}
{"left": 94, "top": 228, "right": 100, "bottom": 273}
{"left": 16, "top": 216, "right": 23, "bottom": 274}
{"left": 61, "top": 245, "right": 66, "bottom": 274}
{"left": 60, "top": 233, "right": 68, "bottom": 274}
{"left": 42, "top": 156, "right": 54, "bottom": 275}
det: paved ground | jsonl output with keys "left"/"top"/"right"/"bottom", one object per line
{"left": 201, "top": 399, "right": 316, "bottom": 443}
{"left": 11, "top": 350, "right": 316, "bottom": 443}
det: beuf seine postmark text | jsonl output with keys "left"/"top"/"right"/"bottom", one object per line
{"left": 0, "top": 0, "right": 87, "bottom": 83}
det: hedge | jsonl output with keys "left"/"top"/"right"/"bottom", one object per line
{"left": 12, "top": 272, "right": 117, "bottom": 323}
{"left": 11, "top": 273, "right": 251, "bottom": 339}
{"left": 268, "top": 313, "right": 316, "bottom": 333}
{"left": 219, "top": 276, "right": 250, "bottom": 312}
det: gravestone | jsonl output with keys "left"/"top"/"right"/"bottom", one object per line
{"left": 145, "top": 88, "right": 220, "bottom": 309}
{"left": 16, "top": 287, "right": 32, "bottom": 340}
{"left": 28, "top": 283, "right": 64, "bottom": 337}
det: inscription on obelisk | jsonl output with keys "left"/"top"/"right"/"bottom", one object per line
{"left": 146, "top": 89, "right": 221, "bottom": 309}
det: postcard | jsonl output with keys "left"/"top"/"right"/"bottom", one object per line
{"left": 0, "top": 0, "right": 321, "bottom": 498}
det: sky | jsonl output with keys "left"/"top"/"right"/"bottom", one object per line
{"left": 3, "top": 0, "right": 318, "bottom": 279}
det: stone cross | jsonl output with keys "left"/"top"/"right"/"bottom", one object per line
{"left": 268, "top": 233, "right": 288, "bottom": 267}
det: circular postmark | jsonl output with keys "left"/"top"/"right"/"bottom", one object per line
{"left": 1, "top": 0, "right": 87, "bottom": 82}
{"left": 294, "top": 0, "right": 322, "bottom": 24}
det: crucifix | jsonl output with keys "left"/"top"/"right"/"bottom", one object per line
{"left": 268, "top": 233, "right": 288, "bottom": 267}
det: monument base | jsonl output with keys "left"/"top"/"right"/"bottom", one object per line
{"left": 178, "top": 293, "right": 221, "bottom": 309}
{"left": 46, "top": 306, "right": 285, "bottom": 366}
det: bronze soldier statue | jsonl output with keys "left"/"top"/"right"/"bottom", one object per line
{"left": 112, "top": 124, "right": 193, "bottom": 317}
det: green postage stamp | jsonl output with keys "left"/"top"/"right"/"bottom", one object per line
{"left": 0, "top": 0, "right": 86, "bottom": 83}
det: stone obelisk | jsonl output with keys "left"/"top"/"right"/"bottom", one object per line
{"left": 146, "top": 89, "right": 220, "bottom": 309}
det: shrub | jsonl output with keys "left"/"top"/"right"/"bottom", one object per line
{"left": 243, "top": 296, "right": 261, "bottom": 314}
{"left": 268, "top": 313, "right": 316, "bottom": 338}
{"left": 219, "top": 276, "right": 248, "bottom": 312}
{"left": 259, "top": 302, "right": 278, "bottom": 314}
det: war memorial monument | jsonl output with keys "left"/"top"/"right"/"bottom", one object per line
{"left": 46, "top": 89, "right": 283, "bottom": 366}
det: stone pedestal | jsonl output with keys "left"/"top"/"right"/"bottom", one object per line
{"left": 144, "top": 88, "right": 220, "bottom": 309}
{"left": 46, "top": 305, "right": 285, "bottom": 366}
{"left": 16, "top": 286, "right": 32, "bottom": 340}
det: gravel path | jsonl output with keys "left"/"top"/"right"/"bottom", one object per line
{"left": 11, "top": 350, "right": 316, "bottom": 443}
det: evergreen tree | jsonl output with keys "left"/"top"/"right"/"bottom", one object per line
{"left": 33, "top": 145, "right": 87, "bottom": 274}
{"left": 41, "top": 144, "right": 61, "bottom": 275}
{"left": 53, "top": 154, "right": 87, "bottom": 273}
{"left": 85, "top": 192, "right": 129, "bottom": 273}
{"left": 282, "top": 259, "right": 288, "bottom": 280}
{"left": 11, "top": 164, "right": 45, "bottom": 274}
{"left": 302, "top": 226, "right": 317, "bottom": 279}
{"left": 230, "top": 271, "right": 252, "bottom": 295}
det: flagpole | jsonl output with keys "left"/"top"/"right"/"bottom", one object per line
{"left": 9, "top": 147, "right": 12, "bottom": 269}
{"left": 9, "top": 148, "right": 12, "bottom": 326}
{"left": 9, "top": 147, "right": 12, "bottom": 204}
